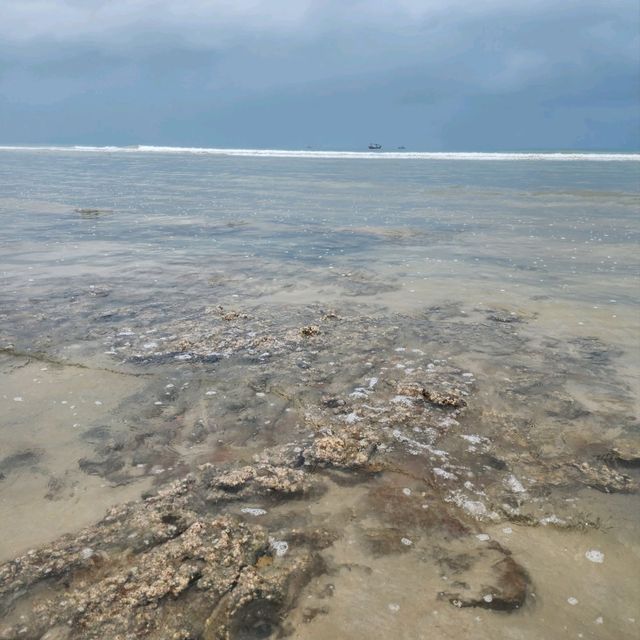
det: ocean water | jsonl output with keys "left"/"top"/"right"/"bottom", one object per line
{"left": 0, "top": 148, "right": 638, "bottom": 639}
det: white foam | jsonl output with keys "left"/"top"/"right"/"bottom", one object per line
{"left": 446, "top": 493, "right": 492, "bottom": 519}
{"left": 344, "top": 411, "right": 361, "bottom": 424}
{"left": 585, "top": 549, "right": 604, "bottom": 563}
{"left": 433, "top": 467, "right": 458, "bottom": 480}
{"left": 505, "top": 474, "right": 526, "bottom": 493}
{"left": 268, "top": 538, "right": 289, "bottom": 557}
{"left": 391, "top": 395, "right": 413, "bottom": 406}
{"left": 241, "top": 507, "right": 267, "bottom": 516}
{"left": 79, "top": 547, "right": 94, "bottom": 560}
{"left": 0, "top": 145, "right": 638, "bottom": 162}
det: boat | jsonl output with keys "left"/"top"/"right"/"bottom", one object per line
{"left": 368, "top": 143, "right": 382, "bottom": 150}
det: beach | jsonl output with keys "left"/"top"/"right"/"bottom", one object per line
{"left": 0, "top": 147, "right": 638, "bottom": 639}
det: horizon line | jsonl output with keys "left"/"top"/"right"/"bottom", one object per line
{"left": 0, "top": 144, "right": 639, "bottom": 161}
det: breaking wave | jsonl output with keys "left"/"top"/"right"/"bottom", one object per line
{"left": 0, "top": 145, "right": 639, "bottom": 161}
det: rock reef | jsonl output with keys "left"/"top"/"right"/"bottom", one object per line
{"left": 1, "top": 304, "right": 638, "bottom": 639}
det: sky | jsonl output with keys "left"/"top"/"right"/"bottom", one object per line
{"left": 0, "top": 0, "right": 638, "bottom": 150}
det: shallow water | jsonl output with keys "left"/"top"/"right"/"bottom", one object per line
{"left": 0, "top": 149, "right": 638, "bottom": 639}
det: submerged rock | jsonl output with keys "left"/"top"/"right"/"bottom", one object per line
{"left": 305, "top": 434, "right": 379, "bottom": 470}
{"left": 74, "top": 208, "right": 112, "bottom": 218}
{"left": 205, "top": 463, "right": 316, "bottom": 503}
{"left": 396, "top": 381, "right": 467, "bottom": 408}
{"left": 572, "top": 460, "right": 636, "bottom": 493}
{"left": 2, "top": 303, "right": 637, "bottom": 637}
{"left": 0, "top": 470, "right": 326, "bottom": 640}
{"left": 441, "top": 545, "right": 530, "bottom": 612}
{"left": 0, "top": 450, "right": 42, "bottom": 477}
{"left": 601, "top": 445, "right": 640, "bottom": 469}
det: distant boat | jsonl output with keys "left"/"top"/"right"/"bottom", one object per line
{"left": 397, "top": 146, "right": 406, "bottom": 150}
{"left": 368, "top": 143, "right": 382, "bottom": 150}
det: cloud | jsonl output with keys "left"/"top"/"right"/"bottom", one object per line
{"left": 3, "top": 1, "right": 636, "bottom": 89}
{"left": 0, "top": 0, "right": 637, "bottom": 148}
{"left": 0, "top": 0, "right": 634, "bottom": 50}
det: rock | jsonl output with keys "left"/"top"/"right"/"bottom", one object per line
{"left": 304, "top": 434, "right": 378, "bottom": 470}
{"left": 607, "top": 446, "right": 640, "bottom": 469}
{"left": 0, "top": 469, "right": 327, "bottom": 640}
{"left": 572, "top": 461, "right": 636, "bottom": 493}
{"left": 396, "top": 382, "right": 466, "bottom": 408}
{"left": 0, "top": 450, "right": 42, "bottom": 477}
{"left": 441, "top": 545, "right": 530, "bottom": 612}
{"left": 203, "top": 554, "right": 324, "bottom": 640}
{"left": 4, "top": 304, "right": 628, "bottom": 635}
{"left": 487, "top": 312, "right": 522, "bottom": 324}
{"left": 78, "top": 455, "right": 125, "bottom": 478}
{"left": 205, "top": 464, "right": 315, "bottom": 503}
{"left": 321, "top": 395, "right": 346, "bottom": 409}
{"left": 74, "top": 208, "right": 112, "bottom": 218}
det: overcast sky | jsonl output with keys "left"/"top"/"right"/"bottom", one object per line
{"left": 0, "top": 0, "right": 638, "bottom": 150}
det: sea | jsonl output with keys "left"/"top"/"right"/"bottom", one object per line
{"left": 0, "top": 146, "right": 638, "bottom": 639}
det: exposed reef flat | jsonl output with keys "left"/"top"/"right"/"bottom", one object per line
{"left": 1, "top": 303, "right": 638, "bottom": 639}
